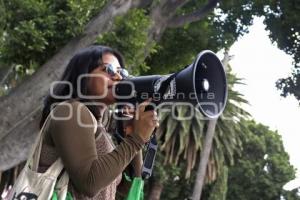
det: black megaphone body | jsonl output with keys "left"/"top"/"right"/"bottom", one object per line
{"left": 114, "top": 50, "right": 227, "bottom": 118}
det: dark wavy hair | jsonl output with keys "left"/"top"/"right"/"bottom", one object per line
{"left": 40, "top": 45, "right": 125, "bottom": 128}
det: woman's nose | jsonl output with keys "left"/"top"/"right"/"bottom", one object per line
{"left": 112, "top": 72, "right": 122, "bottom": 81}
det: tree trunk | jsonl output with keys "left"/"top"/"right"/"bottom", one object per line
{"left": 148, "top": 177, "right": 164, "bottom": 200}
{"left": 0, "top": 0, "right": 139, "bottom": 171}
{"left": 192, "top": 119, "right": 217, "bottom": 200}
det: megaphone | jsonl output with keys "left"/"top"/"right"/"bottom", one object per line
{"left": 114, "top": 50, "right": 227, "bottom": 179}
{"left": 114, "top": 50, "right": 227, "bottom": 118}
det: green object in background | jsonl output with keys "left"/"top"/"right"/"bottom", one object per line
{"left": 52, "top": 191, "right": 58, "bottom": 200}
{"left": 52, "top": 190, "right": 73, "bottom": 200}
{"left": 126, "top": 177, "right": 144, "bottom": 200}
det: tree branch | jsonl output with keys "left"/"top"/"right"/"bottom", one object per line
{"left": 0, "top": 64, "right": 15, "bottom": 86}
{"left": 167, "top": 0, "right": 220, "bottom": 28}
{"left": 162, "top": 0, "right": 189, "bottom": 15}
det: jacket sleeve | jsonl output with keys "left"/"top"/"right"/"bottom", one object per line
{"left": 48, "top": 101, "right": 144, "bottom": 197}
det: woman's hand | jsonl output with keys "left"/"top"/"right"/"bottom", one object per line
{"left": 132, "top": 99, "right": 159, "bottom": 143}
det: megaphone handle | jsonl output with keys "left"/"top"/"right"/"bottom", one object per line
{"left": 141, "top": 73, "right": 178, "bottom": 179}
{"left": 141, "top": 134, "right": 158, "bottom": 180}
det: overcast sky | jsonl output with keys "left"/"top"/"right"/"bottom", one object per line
{"left": 224, "top": 17, "right": 300, "bottom": 189}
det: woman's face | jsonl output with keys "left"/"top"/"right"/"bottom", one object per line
{"left": 87, "top": 53, "right": 122, "bottom": 105}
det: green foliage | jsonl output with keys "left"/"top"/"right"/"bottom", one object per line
{"left": 233, "top": 0, "right": 300, "bottom": 103}
{"left": 276, "top": 68, "right": 300, "bottom": 102}
{"left": 152, "top": 151, "right": 182, "bottom": 184}
{"left": 145, "top": 19, "right": 234, "bottom": 75}
{"left": 0, "top": 0, "right": 107, "bottom": 96}
{"left": 282, "top": 188, "right": 300, "bottom": 200}
{"left": 216, "top": 0, "right": 257, "bottom": 40}
{"left": 1, "top": 0, "right": 107, "bottom": 70}
{"left": 97, "top": 9, "right": 157, "bottom": 75}
{"left": 226, "top": 120, "right": 298, "bottom": 200}
{"left": 156, "top": 104, "right": 204, "bottom": 178}
{"left": 144, "top": 0, "right": 257, "bottom": 76}
{"left": 160, "top": 119, "right": 298, "bottom": 200}
{"left": 262, "top": 0, "right": 300, "bottom": 102}
{"left": 261, "top": 0, "right": 300, "bottom": 64}
{"left": 213, "top": 0, "right": 300, "bottom": 103}
{"left": 0, "top": 0, "right": 5, "bottom": 37}
{"left": 217, "top": 0, "right": 300, "bottom": 62}
{"left": 143, "top": 151, "right": 185, "bottom": 200}
{"left": 208, "top": 166, "right": 228, "bottom": 200}
{"left": 158, "top": 158, "right": 195, "bottom": 200}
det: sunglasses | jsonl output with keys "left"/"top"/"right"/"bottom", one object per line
{"left": 102, "top": 63, "right": 129, "bottom": 78}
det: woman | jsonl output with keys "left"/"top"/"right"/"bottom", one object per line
{"left": 39, "top": 45, "right": 158, "bottom": 199}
